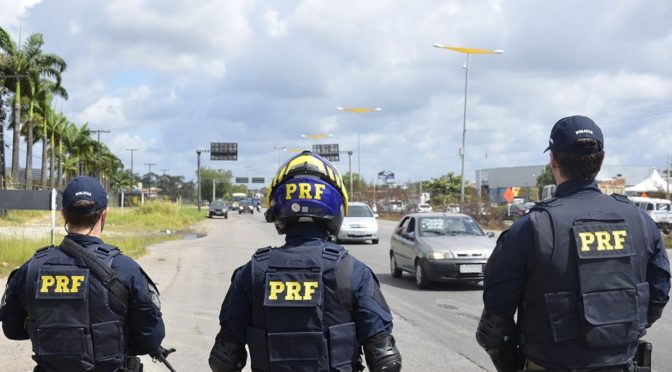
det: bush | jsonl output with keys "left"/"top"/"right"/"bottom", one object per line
{"left": 136, "top": 200, "right": 180, "bottom": 215}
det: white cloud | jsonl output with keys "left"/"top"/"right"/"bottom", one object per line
{"left": 75, "top": 96, "right": 127, "bottom": 130}
{"left": 10, "top": 0, "right": 672, "bottom": 185}
{"left": 0, "top": 0, "right": 42, "bottom": 30}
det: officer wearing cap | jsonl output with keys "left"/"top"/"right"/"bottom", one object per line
{"left": 476, "top": 116, "right": 671, "bottom": 371}
{"left": 208, "top": 151, "right": 401, "bottom": 372}
{"left": 0, "top": 176, "right": 166, "bottom": 371}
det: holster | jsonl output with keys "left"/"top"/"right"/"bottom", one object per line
{"left": 125, "top": 356, "right": 143, "bottom": 372}
{"left": 634, "top": 340, "right": 652, "bottom": 372}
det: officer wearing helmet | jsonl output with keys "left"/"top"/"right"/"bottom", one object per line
{"left": 477, "top": 116, "right": 671, "bottom": 371}
{"left": 0, "top": 176, "right": 167, "bottom": 371}
{"left": 209, "top": 151, "right": 402, "bottom": 372}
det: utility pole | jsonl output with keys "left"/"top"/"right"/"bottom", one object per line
{"left": 160, "top": 168, "right": 169, "bottom": 176}
{"left": 126, "top": 148, "right": 138, "bottom": 185}
{"left": 90, "top": 129, "right": 110, "bottom": 182}
{"left": 339, "top": 150, "right": 354, "bottom": 198}
{"left": 667, "top": 154, "right": 670, "bottom": 201}
{"left": 144, "top": 163, "right": 156, "bottom": 198}
{"left": 196, "top": 149, "right": 210, "bottom": 212}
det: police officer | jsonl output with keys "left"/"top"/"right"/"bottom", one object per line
{"left": 208, "top": 151, "right": 402, "bottom": 372}
{"left": 476, "top": 116, "right": 671, "bottom": 371}
{"left": 0, "top": 176, "right": 167, "bottom": 371}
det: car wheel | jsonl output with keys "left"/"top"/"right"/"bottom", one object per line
{"left": 415, "top": 261, "right": 430, "bottom": 289}
{"left": 390, "top": 253, "right": 402, "bottom": 278}
{"left": 208, "top": 212, "right": 213, "bottom": 218}
{"left": 372, "top": 239, "right": 379, "bottom": 244}
{"left": 224, "top": 214, "right": 228, "bottom": 219}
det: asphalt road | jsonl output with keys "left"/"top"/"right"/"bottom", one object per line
{"left": 1, "top": 212, "right": 671, "bottom": 371}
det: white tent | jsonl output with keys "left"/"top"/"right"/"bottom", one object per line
{"left": 625, "top": 168, "right": 670, "bottom": 193}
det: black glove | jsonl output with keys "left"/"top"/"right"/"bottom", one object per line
{"left": 151, "top": 346, "right": 176, "bottom": 360}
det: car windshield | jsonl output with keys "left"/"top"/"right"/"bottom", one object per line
{"left": 347, "top": 205, "right": 373, "bottom": 217}
{"left": 211, "top": 201, "right": 225, "bottom": 208}
{"left": 419, "top": 217, "right": 485, "bottom": 237}
{"left": 240, "top": 201, "right": 251, "bottom": 206}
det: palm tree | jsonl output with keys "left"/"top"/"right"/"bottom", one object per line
{"left": 30, "top": 81, "right": 67, "bottom": 188}
{"left": 0, "top": 28, "right": 66, "bottom": 187}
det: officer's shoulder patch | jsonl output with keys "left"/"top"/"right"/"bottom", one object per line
{"left": 139, "top": 268, "right": 161, "bottom": 309}
{"left": 532, "top": 197, "right": 561, "bottom": 209}
{"left": 253, "top": 246, "right": 273, "bottom": 261}
{"left": 572, "top": 221, "right": 634, "bottom": 259}
{"left": 33, "top": 245, "right": 53, "bottom": 258}
{"left": 611, "top": 193, "right": 631, "bottom": 203}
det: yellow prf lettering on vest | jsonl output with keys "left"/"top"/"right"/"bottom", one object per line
{"left": 284, "top": 183, "right": 327, "bottom": 201}
{"left": 579, "top": 230, "right": 627, "bottom": 252}
{"left": 39, "top": 275, "right": 86, "bottom": 293}
{"left": 267, "top": 281, "right": 320, "bottom": 300}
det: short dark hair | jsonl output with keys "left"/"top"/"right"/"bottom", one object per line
{"left": 553, "top": 138, "right": 604, "bottom": 181}
{"left": 63, "top": 200, "right": 104, "bottom": 229}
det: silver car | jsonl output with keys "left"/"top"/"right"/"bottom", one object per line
{"left": 336, "top": 202, "right": 379, "bottom": 244}
{"left": 389, "top": 213, "right": 495, "bottom": 288}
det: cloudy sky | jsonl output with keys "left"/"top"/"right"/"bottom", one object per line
{"left": 3, "top": 0, "right": 672, "bottom": 186}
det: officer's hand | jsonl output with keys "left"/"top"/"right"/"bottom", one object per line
{"left": 151, "top": 346, "right": 176, "bottom": 359}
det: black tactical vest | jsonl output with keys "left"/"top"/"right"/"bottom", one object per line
{"left": 247, "top": 241, "right": 358, "bottom": 372}
{"left": 519, "top": 193, "right": 651, "bottom": 369}
{"left": 23, "top": 244, "right": 128, "bottom": 372}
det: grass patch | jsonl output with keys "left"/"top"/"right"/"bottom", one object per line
{"left": 0, "top": 201, "right": 204, "bottom": 277}
{"left": 0, "top": 210, "right": 50, "bottom": 226}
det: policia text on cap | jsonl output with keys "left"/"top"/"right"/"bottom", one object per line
{"left": 476, "top": 116, "right": 671, "bottom": 371}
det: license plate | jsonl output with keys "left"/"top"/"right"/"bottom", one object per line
{"left": 459, "top": 264, "right": 482, "bottom": 273}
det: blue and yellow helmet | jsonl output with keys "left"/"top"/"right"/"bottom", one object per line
{"left": 265, "top": 151, "right": 349, "bottom": 235}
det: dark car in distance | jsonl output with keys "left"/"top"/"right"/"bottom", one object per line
{"left": 239, "top": 200, "right": 255, "bottom": 214}
{"left": 208, "top": 200, "right": 228, "bottom": 219}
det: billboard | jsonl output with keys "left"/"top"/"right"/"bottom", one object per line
{"left": 210, "top": 142, "right": 238, "bottom": 161}
{"left": 378, "top": 170, "right": 395, "bottom": 184}
{"left": 251, "top": 177, "right": 265, "bottom": 184}
{"left": 235, "top": 177, "right": 249, "bottom": 184}
{"left": 312, "top": 144, "right": 339, "bottom": 162}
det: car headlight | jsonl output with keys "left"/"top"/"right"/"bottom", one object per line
{"left": 427, "top": 251, "right": 454, "bottom": 260}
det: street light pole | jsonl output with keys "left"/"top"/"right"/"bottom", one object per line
{"left": 433, "top": 44, "right": 503, "bottom": 211}
{"left": 196, "top": 149, "right": 210, "bottom": 212}
{"left": 336, "top": 107, "right": 381, "bottom": 198}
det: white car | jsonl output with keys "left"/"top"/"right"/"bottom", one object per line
{"left": 336, "top": 202, "right": 379, "bottom": 244}
{"left": 417, "top": 203, "right": 432, "bottom": 213}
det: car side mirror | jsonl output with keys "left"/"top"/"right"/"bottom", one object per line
{"left": 403, "top": 231, "right": 415, "bottom": 240}
{"left": 487, "top": 232, "right": 495, "bottom": 238}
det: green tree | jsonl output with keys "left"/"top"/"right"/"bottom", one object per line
{"left": 536, "top": 165, "right": 554, "bottom": 188}
{"left": 426, "top": 172, "right": 463, "bottom": 207}
{"left": 198, "top": 168, "right": 236, "bottom": 202}
{"left": 0, "top": 28, "right": 66, "bottom": 185}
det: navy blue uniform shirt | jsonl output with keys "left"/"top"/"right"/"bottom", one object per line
{"left": 0, "top": 234, "right": 165, "bottom": 355}
{"left": 483, "top": 180, "right": 671, "bottom": 318}
{"left": 217, "top": 222, "right": 393, "bottom": 344}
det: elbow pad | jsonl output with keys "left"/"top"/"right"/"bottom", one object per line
{"left": 209, "top": 333, "right": 247, "bottom": 372}
{"left": 647, "top": 301, "right": 666, "bottom": 328}
{"left": 363, "top": 332, "right": 402, "bottom": 372}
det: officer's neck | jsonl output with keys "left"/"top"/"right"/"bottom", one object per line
{"left": 66, "top": 215, "right": 106, "bottom": 239}
{"left": 285, "top": 222, "right": 328, "bottom": 244}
